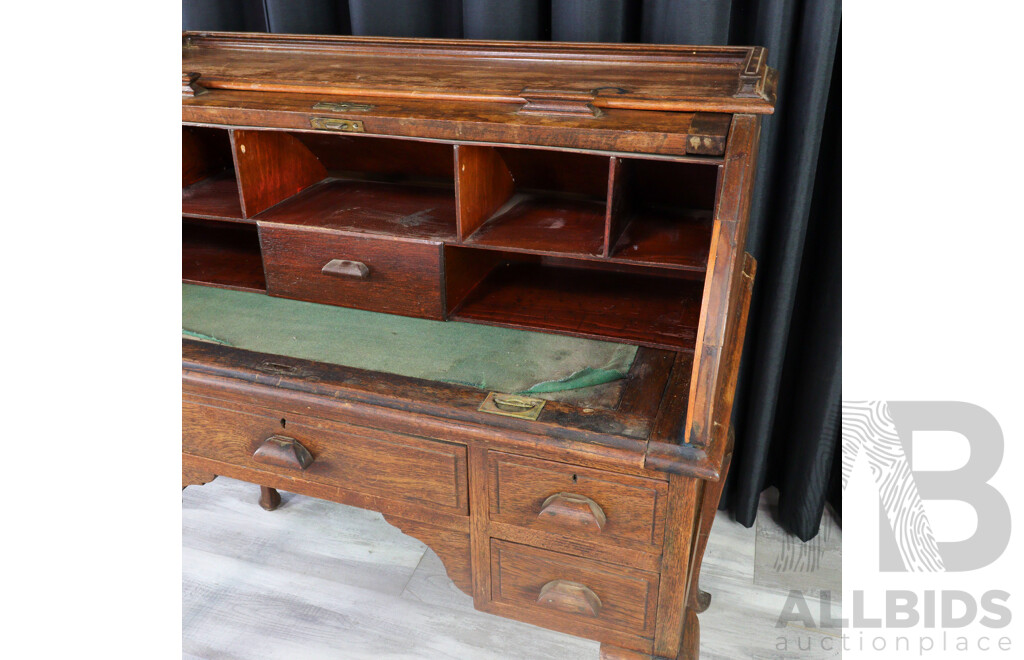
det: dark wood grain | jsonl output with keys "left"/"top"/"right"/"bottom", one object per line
{"left": 490, "top": 539, "right": 660, "bottom": 640}
{"left": 652, "top": 475, "right": 701, "bottom": 659}
{"left": 469, "top": 445, "right": 493, "bottom": 610}
{"left": 487, "top": 521, "right": 661, "bottom": 573}
{"left": 182, "top": 219, "right": 266, "bottom": 292}
{"left": 185, "top": 451, "right": 470, "bottom": 534}
{"left": 650, "top": 352, "right": 696, "bottom": 446}
{"left": 182, "top": 33, "right": 774, "bottom": 660}
{"left": 488, "top": 452, "right": 667, "bottom": 552}
{"left": 294, "top": 132, "right": 455, "bottom": 181}
{"left": 496, "top": 147, "right": 610, "bottom": 200}
{"left": 455, "top": 145, "right": 516, "bottom": 240}
{"left": 451, "top": 261, "right": 703, "bottom": 351}
{"left": 381, "top": 513, "right": 473, "bottom": 596}
{"left": 231, "top": 129, "right": 326, "bottom": 218}
{"left": 607, "top": 158, "right": 718, "bottom": 271}
{"left": 685, "top": 113, "right": 732, "bottom": 156}
{"left": 603, "top": 157, "right": 627, "bottom": 257}
{"left": 684, "top": 115, "right": 761, "bottom": 447}
{"left": 182, "top": 464, "right": 217, "bottom": 489}
{"left": 616, "top": 348, "right": 676, "bottom": 421}
{"left": 184, "top": 33, "right": 776, "bottom": 115}
{"left": 680, "top": 608, "right": 700, "bottom": 660}
{"left": 182, "top": 126, "right": 244, "bottom": 220}
{"left": 183, "top": 125, "right": 233, "bottom": 187}
{"left": 258, "top": 485, "right": 281, "bottom": 511}
{"left": 458, "top": 147, "right": 610, "bottom": 256}
{"left": 185, "top": 93, "right": 725, "bottom": 158}
{"left": 182, "top": 174, "right": 245, "bottom": 222}
{"left": 183, "top": 340, "right": 663, "bottom": 467}
{"left": 258, "top": 223, "right": 445, "bottom": 320}
{"left": 183, "top": 394, "right": 469, "bottom": 516}
{"left": 688, "top": 449, "right": 733, "bottom": 614}
{"left": 442, "top": 246, "right": 507, "bottom": 316}
{"left": 255, "top": 178, "right": 457, "bottom": 242}
{"left": 465, "top": 194, "right": 606, "bottom": 257}
{"left": 609, "top": 210, "right": 713, "bottom": 272}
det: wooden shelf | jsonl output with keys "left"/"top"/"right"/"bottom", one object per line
{"left": 253, "top": 177, "right": 457, "bottom": 242}
{"left": 182, "top": 173, "right": 245, "bottom": 222}
{"left": 183, "top": 126, "right": 242, "bottom": 221}
{"left": 465, "top": 193, "right": 606, "bottom": 257}
{"left": 182, "top": 219, "right": 266, "bottom": 292}
{"left": 451, "top": 261, "right": 703, "bottom": 351}
{"left": 610, "top": 209, "right": 713, "bottom": 272}
{"left": 456, "top": 145, "right": 610, "bottom": 256}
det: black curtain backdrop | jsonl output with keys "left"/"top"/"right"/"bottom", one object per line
{"left": 183, "top": 0, "right": 842, "bottom": 542}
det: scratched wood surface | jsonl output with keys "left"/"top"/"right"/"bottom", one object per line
{"left": 183, "top": 478, "right": 841, "bottom": 659}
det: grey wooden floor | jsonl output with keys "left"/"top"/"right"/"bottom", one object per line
{"left": 183, "top": 478, "right": 841, "bottom": 659}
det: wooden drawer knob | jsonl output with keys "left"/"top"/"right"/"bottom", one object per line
{"left": 252, "top": 435, "right": 314, "bottom": 470}
{"left": 537, "top": 580, "right": 602, "bottom": 617}
{"left": 538, "top": 492, "right": 607, "bottom": 533}
{"left": 322, "top": 258, "right": 370, "bottom": 279}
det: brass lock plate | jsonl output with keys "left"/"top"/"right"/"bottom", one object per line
{"left": 478, "top": 392, "right": 546, "bottom": 420}
{"left": 310, "top": 117, "right": 365, "bottom": 132}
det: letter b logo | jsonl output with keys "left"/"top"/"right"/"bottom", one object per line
{"left": 842, "top": 401, "right": 1010, "bottom": 572}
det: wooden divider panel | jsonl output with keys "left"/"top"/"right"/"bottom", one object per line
{"left": 231, "top": 129, "right": 326, "bottom": 218}
{"left": 455, "top": 144, "right": 515, "bottom": 240}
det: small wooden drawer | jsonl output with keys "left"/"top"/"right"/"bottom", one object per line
{"left": 490, "top": 540, "right": 659, "bottom": 637}
{"left": 488, "top": 452, "right": 668, "bottom": 551}
{"left": 258, "top": 222, "right": 444, "bottom": 319}
{"left": 183, "top": 395, "right": 468, "bottom": 515}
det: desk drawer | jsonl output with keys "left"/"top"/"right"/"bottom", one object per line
{"left": 259, "top": 223, "right": 444, "bottom": 319}
{"left": 488, "top": 452, "right": 667, "bottom": 551}
{"left": 490, "top": 540, "right": 659, "bottom": 637}
{"left": 183, "top": 395, "right": 468, "bottom": 515}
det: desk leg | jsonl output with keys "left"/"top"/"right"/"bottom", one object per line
{"left": 687, "top": 450, "right": 733, "bottom": 613}
{"left": 258, "top": 486, "right": 281, "bottom": 511}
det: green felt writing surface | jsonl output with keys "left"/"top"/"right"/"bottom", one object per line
{"left": 183, "top": 284, "right": 638, "bottom": 407}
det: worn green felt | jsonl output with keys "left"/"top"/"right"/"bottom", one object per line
{"left": 182, "top": 284, "right": 637, "bottom": 403}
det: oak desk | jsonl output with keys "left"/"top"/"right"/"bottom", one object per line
{"left": 182, "top": 32, "right": 774, "bottom": 659}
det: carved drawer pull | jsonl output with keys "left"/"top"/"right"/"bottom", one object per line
{"left": 252, "top": 435, "right": 314, "bottom": 470}
{"left": 537, "top": 580, "right": 602, "bottom": 617}
{"left": 322, "top": 259, "right": 370, "bottom": 279}
{"left": 538, "top": 493, "right": 607, "bottom": 533}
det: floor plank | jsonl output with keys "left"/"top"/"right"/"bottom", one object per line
{"left": 183, "top": 478, "right": 842, "bottom": 659}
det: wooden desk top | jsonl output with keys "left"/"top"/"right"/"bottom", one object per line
{"left": 183, "top": 32, "right": 776, "bottom": 116}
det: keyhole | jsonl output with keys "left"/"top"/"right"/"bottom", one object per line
{"left": 280, "top": 418, "right": 287, "bottom": 429}
{"left": 572, "top": 474, "right": 578, "bottom": 483}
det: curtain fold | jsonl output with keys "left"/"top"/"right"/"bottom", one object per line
{"left": 641, "top": 0, "right": 733, "bottom": 44}
{"left": 464, "top": 0, "right": 548, "bottom": 40}
{"left": 264, "top": 0, "right": 349, "bottom": 35}
{"left": 551, "top": 0, "right": 640, "bottom": 43}
{"left": 349, "top": 0, "right": 462, "bottom": 38}
{"left": 181, "top": 0, "right": 843, "bottom": 541}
